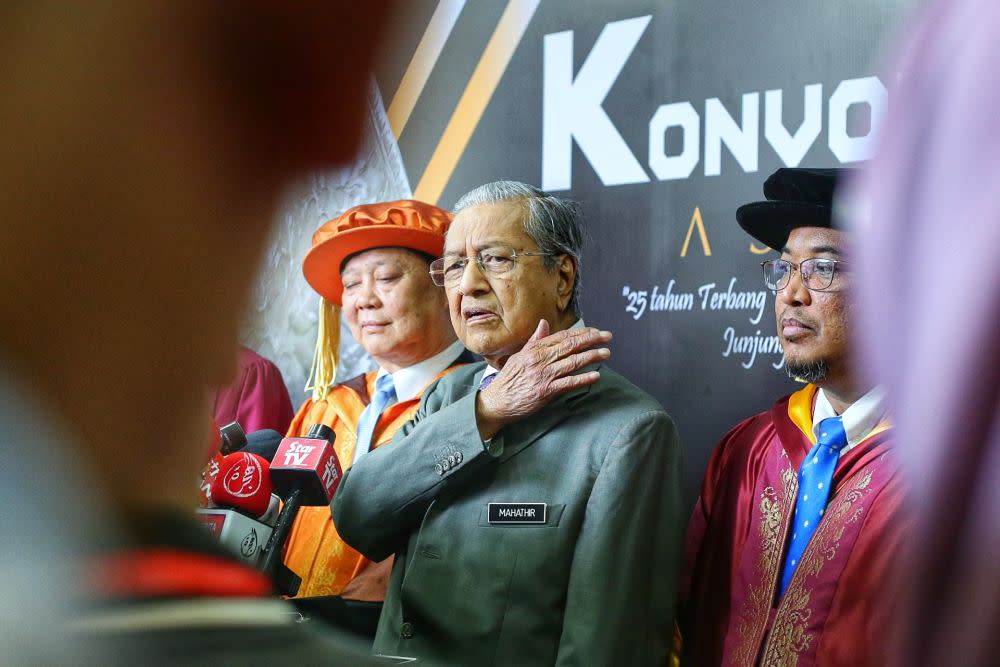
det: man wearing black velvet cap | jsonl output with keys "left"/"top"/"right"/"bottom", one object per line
{"left": 676, "top": 168, "right": 908, "bottom": 666}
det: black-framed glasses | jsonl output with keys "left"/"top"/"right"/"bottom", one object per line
{"left": 761, "top": 258, "right": 847, "bottom": 292}
{"left": 429, "top": 247, "right": 556, "bottom": 287}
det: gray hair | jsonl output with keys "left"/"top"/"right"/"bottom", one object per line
{"left": 453, "top": 180, "right": 584, "bottom": 317}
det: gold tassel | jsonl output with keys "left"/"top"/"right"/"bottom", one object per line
{"left": 305, "top": 298, "right": 341, "bottom": 401}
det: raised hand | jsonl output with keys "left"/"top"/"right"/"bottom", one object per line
{"left": 475, "top": 319, "right": 612, "bottom": 440}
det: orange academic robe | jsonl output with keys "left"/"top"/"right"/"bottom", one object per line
{"left": 282, "top": 354, "right": 471, "bottom": 599}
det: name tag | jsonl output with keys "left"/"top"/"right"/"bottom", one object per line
{"left": 488, "top": 502, "right": 547, "bottom": 524}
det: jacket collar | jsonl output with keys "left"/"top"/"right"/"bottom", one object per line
{"left": 477, "top": 362, "right": 601, "bottom": 464}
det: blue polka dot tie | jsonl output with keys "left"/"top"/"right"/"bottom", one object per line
{"left": 353, "top": 374, "right": 396, "bottom": 465}
{"left": 779, "top": 415, "right": 847, "bottom": 596}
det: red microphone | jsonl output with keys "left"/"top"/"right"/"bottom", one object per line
{"left": 269, "top": 424, "right": 342, "bottom": 505}
{"left": 198, "top": 452, "right": 224, "bottom": 508}
{"left": 195, "top": 452, "right": 276, "bottom": 568}
{"left": 259, "top": 424, "right": 340, "bottom": 581}
{"left": 210, "top": 451, "right": 273, "bottom": 518}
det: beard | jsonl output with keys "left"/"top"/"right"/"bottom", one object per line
{"left": 785, "top": 358, "right": 828, "bottom": 384}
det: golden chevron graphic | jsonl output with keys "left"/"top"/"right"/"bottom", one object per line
{"left": 386, "top": 0, "right": 540, "bottom": 205}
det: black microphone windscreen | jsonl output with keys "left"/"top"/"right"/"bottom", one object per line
{"left": 241, "top": 429, "right": 284, "bottom": 462}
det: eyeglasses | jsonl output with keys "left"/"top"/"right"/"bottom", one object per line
{"left": 429, "top": 247, "right": 556, "bottom": 287}
{"left": 760, "top": 258, "right": 847, "bottom": 292}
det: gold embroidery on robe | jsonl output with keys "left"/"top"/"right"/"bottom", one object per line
{"left": 761, "top": 469, "right": 875, "bottom": 665}
{"left": 733, "top": 461, "right": 798, "bottom": 666}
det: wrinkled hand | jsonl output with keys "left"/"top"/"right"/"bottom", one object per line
{"left": 475, "top": 319, "right": 612, "bottom": 440}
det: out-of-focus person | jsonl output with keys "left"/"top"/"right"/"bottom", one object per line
{"left": 213, "top": 346, "right": 294, "bottom": 435}
{"left": 678, "top": 169, "right": 908, "bottom": 666}
{"left": 0, "top": 1, "right": 396, "bottom": 663}
{"left": 847, "top": 1, "right": 1000, "bottom": 663}
{"left": 282, "top": 200, "right": 473, "bottom": 614}
{"left": 333, "top": 181, "right": 683, "bottom": 665}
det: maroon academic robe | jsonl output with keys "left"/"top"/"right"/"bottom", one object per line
{"left": 679, "top": 384, "right": 908, "bottom": 666}
{"left": 213, "top": 346, "right": 294, "bottom": 435}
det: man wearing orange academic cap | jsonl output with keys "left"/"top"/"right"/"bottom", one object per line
{"left": 282, "top": 200, "right": 474, "bottom": 615}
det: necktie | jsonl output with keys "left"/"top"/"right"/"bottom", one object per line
{"left": 479, "top": 371, "right": 497, "bottom": 390}
{"left": 779, "top": 415, "right": 847, "bottom": 596}
{"left": 353, "top": 374, "right": 396, "bottom": 465}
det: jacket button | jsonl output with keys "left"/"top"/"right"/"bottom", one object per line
{"left": 441, "top": 459, "right": 452, "bottom": 471}
{"left": 453, "top": 451, "right": 463, "bottom": 463}
{"left": 447, "top": 454, "right": 456, "bottom": 467}
{"left": 434, "top": 463, "right": 444, "bottom": 476}
{"left": 401, "top": 622, "right": 415, "bottom": 639}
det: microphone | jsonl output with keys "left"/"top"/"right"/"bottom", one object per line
{"left": 258, "top": 424, "right": 342, "bottom": 588}
{"left": 241, "top": 429, "right": 284, "bottom": 462}
{"left": 205, "top": 491, "right": 282, "bottom": 527}
{"left": 196, "top": 452, "right": 276, "bottom": 566}
{"left": 256, "top": 492, "right": 281, "bottom": 528}
{"left": 269, "top": 424, "right": 342, "bottom": 504}
{"left": 198, "top": 452, "right": 224, "bottom": 508}
{"left": 196, "top": 505, "right": 275, "bottom": 566}
{"left": 218, "top": 421, "right": 247, "bottom": 455}
{"left": 210, "top": 451, "right": 273, "bottom": 517}
{"left": 198, "top": 421, "right": 250, "bottom": 506}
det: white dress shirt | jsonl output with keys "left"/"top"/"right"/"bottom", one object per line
{"left": 811, "top": 385, "right": 888, "bottom": 454}
{"left": 374, "top": 338, "right": 466, "bottom": 402}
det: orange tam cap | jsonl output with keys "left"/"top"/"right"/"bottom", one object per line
{"left": 303, "top": 199, "right": 452, "bottom": 306}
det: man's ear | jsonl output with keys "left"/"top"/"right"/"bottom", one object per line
{"left": 555, "top": 254, "right": 576, "bottom": 313}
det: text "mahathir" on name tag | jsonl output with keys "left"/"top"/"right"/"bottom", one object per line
{"left": 488, "top": 503, "right": 547, "bottom": 524}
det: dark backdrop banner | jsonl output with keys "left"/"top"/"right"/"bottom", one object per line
{"left": 374, "top": 0, "right": 913, "bottom": 505}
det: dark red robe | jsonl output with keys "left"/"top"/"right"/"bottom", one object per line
{"left": 213, "top": 346, "right": 294, "bottom": 435}
{"left": 679, "top": 384, "right": 908, "bottom": 666}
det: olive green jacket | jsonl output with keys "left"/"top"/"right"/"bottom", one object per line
{"left": 332, "top": 362, "right": 682, "bottom": 666}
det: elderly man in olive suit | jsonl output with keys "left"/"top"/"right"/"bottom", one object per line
{"left": 333, "top": 181, "right": 682, "bottom": 666}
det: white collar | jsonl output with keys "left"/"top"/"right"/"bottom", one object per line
{"left": 482, "top": 319, "right": 585, "bottom": 379}
{"left": 375, "top": 339, "right": 466, "bottom": 402}
{"left": 812, "top": 385, "right": 888, "bottom": 453}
